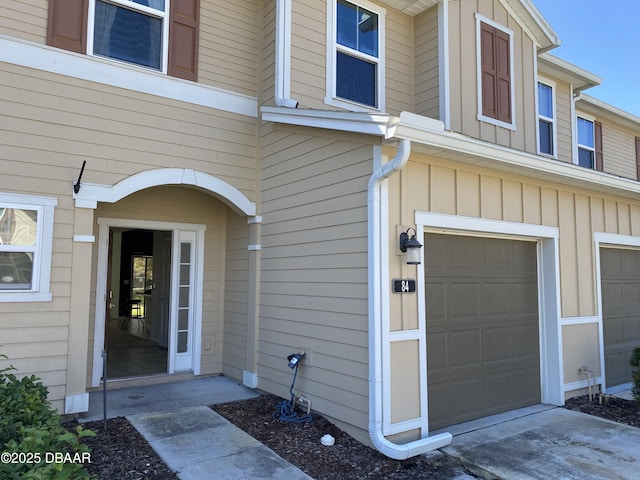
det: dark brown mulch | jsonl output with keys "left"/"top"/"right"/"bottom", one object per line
{"left": 65, "top": 417, "right": 179, "bottom": 480}
{"left": 212, "top": 393, "right": 476, "bottom": 480}
{"left": 563, "top": 393, "right": 640, "bottom": 427}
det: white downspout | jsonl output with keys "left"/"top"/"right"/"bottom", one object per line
{"left": 275, "top": 0, "right": 298, "bottom": 108}
{"left": 367, "top": 139, "right": 452, "bottom": 459}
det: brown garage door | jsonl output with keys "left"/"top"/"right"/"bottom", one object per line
{"left": 600, "top": 248, "right": 640, "bottom": 388}
{"left": 425, "top": 234, "right": 541, "bottom": 430}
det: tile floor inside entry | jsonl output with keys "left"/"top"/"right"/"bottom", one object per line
{"left": 105, "top": 317, "right": 167, "bottom": 379}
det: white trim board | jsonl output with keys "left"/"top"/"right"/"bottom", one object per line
{"left": 0, "top": 35, "right": 257, "bottom": 118}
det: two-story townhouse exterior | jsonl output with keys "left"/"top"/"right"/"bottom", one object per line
{"left": 2, "top": 0, "right": 640, "bottom": 459}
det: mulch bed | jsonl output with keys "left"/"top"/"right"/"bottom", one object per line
{"left": 64, "top": 392, "right": 640, "bottom": 480}
{"left": 563, "top": 393, "right": 640, "bottom": 427}
{"left": 212, "top": 393, "right": 476, "bottom": 480}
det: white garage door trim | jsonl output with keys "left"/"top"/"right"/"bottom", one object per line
{"left": 594, "top": 232, "right": 640, "bottom": 394}
{"left": 414, "top": 212, "right": 562, "bottom": 433}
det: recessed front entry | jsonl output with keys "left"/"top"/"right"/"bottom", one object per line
{"left": 425, "top": 234, "right": 541, "bottom": 430}
{"left": 92, "top": 217, "right": 204, "bottom": 386}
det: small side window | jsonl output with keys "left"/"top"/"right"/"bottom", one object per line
{"left": 0, "top": 195, "right": 57, "bottom": 302}
{"left": 537, "top": 81, "right": 555, "bottom": 156}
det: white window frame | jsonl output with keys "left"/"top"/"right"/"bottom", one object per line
{"left": 475, "top": 13, "right": 516, "bottom": 131}
{"left": 536, "top": 77, "right": 557, "bottom": 158}
{"left": 325, "top": 0, "right": 386, "bottom": 112}
{"left": 0, "top": 193, "right": 57, "bottom": 302}
{"left": 575, "top": 113, "right": 596, "bottom": 168}
{"left": 87, "top": 0, "right": 171, "bottom": 73}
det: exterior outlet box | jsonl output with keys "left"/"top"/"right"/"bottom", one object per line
{"left": 295, "top": 395, "right": 312, "bottom": 415}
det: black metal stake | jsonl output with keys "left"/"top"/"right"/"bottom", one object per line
{"left": 102, "top": 349, "right": 107, "bottom": 431}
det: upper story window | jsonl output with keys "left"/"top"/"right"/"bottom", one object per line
{"left": 476, "top": 15, "right": 515, "bottom": 129}
{"left": 92, "top": 0, "right": 165, "bottom": 70}
{"left": 576, "top": 115, "right": 603, "bottom": 170}
{"left": 47, "top": 0, "right": 199, "bottom": 81}
{"left": 0, "top": 194, "right": 57, "bottom": 302}
{"left": 327, "top": 0, "right": 385, "bottom": 111}
{"left": 537, "top": 80, "right": 556, "bottom": 157}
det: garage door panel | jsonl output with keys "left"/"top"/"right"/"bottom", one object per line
{"left": 426, "top": 234, "right": 540, "bottom": 430}
{"left": 450, "top": 330, "right": 482, "bottom": 367}
{"left": 601, "top": 247, "right": 640, "bottom": 388}
{"left": 451, "top": 283, "right": 481, "bottom": 317}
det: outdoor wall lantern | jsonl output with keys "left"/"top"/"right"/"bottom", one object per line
{"left": 399, "top": 227, "right": 423, "bottom": 265}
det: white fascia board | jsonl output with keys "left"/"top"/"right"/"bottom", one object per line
{"left": 0, "top": 35, "right": 257, "bottom": 118}
{"left": 260, "top": 106, "right": 399, "bottom": 138}
{"left": 578, "top": 94, "right": 640, "bottom": 130}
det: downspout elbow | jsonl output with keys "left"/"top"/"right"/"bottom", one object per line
{"left": 367, "top": 138, "right": 452, "bottom": 459}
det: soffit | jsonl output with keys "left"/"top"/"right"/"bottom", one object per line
{"left": 377, "top": 0, "right": 439, "bottom": 15}
{"left": 538, "top": 53, "right": 602, "bottom": 93}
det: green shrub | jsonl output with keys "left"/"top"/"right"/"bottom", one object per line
{"left": 631, "top": 346, "right": 640, "bottom": 403}
{"left": 0, "top": 360, "right": 96, "bottom": 479}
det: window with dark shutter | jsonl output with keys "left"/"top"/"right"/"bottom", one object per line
{"left": 168, "top": 0, "right": 200, "bottom": 81}
{"left": 594, "top": 121, "right": 603, "bottom": 171}
{"left": 47, "top": 0, "right": 88, "bottom": 54}
{"left": 480, "top": 21, "right": 512, "bottom": 125}
{"left": 47, "top": 0, "right": 199, "bottom": 82}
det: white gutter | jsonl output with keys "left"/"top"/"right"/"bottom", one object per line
{"left": 367, "top": 138, "right": 452, "bottom": 459}
{"left": 275, "top": 0, "right": 298, "bottom": 108}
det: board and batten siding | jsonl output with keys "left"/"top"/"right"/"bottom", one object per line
{"left": 414, "top": 6, "right": 440, "bottom": 119}
{"left": 391, "top": 149, "right": 640, "bottom": 387}
{"left": 448, "top": 0, "right": 537, "bottom": 154}
{"left": 258, "top": 124, "right": 374, "bottom": 439}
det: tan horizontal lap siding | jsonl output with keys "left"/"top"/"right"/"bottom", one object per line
{"left": 289, "top": 0, "right": 327, "bottom": 110}
{"left": 1, "top": 63, "right": 258, "bottom": 200}
{"left": 0, "top": 0, "right": 48, "bottom": 44}
{"left": 385, "top": 8, "right": 413, "bottom": 114}
{"left": 259, "top": 126, "right": 373, "bottom": 432}
{"left": 602, "top": 122, "right": 637, "bottom": 180}
{"left": 222, "top": 213, "right": 250, "bottom": 382}
{"left": 555, "top": 80, "right": 573, "bottom": 163}
{"left": 414, "top": 6, "right": 440, "bottom": 119}
{"left": 199, "top": 0, "right": 260, "bottom": 96}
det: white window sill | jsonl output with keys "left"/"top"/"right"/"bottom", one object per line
{"left": 0, "top": 292, "right": 53, "bottom": 303}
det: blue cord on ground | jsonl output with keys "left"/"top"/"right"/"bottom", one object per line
{"left": 273, "top": 362, "right": 313, "bottom": 423}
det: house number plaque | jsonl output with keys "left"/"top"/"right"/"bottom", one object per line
{"left": 392, "top": 279, "right": 416, "bottom": 293}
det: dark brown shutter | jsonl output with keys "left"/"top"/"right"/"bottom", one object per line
{"left": 480, "top": 22, "right": 511, "bottom": 123}
{"left": 594, "top": 121, "right": 603, "bottom": 171}
{"left": 635, "top": 137, "right": 640, "bottom": 180}
{"left": 46, "top": 0, "right": 88, "bottom": 54}
{"left": 480, "top": 22, "right": 497, "bottom": 119}
{"left": 495, "top": 29, "right": 511, "bottom": 123}
{"left": 168, "top": 0, "right": 200, "bottom": 81}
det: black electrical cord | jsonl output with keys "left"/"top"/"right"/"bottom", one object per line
{"left": 273, "top": 362, "right": 313, "bottom": 423}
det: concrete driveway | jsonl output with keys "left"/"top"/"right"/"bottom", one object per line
{"left": 441, "top": 406, "right": 639, "bottom": 480}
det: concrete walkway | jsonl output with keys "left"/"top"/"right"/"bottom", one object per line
{"left": 129, "top": 406, "right": 312, "bottom": 480}
{"left": 80, "top": 376, "right": 312, "bottom": 479}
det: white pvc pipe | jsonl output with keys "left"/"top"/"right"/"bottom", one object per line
{"left": 275, "top": 0, "right": 298, "bottom": 108}
{"left": 367, "top": 139, "right": 452, "bottom": 459}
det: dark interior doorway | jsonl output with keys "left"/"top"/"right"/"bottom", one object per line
{"left": 106, "top": 228, "right": 172, "bottom": 379}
